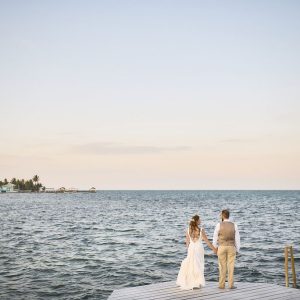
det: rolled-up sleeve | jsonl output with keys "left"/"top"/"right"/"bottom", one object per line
{"left": 212, "top": 223, "right": 220, "bottom": 248}
{"left": 235, "top": 224, "right": 240, "bottom": 252}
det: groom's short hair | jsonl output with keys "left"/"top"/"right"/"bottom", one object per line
{"left": 222, "top": 209, "right": 230, "bottom": 219}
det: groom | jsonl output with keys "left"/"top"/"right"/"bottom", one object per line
{"left": 213, "top": 209, "right": 240, "bottom": 289}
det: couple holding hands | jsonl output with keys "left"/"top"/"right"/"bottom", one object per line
{"left": 176, "top": 209, "right": 240, "bottom": 290}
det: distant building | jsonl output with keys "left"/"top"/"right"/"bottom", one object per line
{"left": 1, "top": 183, "right": 17, "bottom": 193}
{"left": 57, "top": 187, "right": 66, "bottom": 193}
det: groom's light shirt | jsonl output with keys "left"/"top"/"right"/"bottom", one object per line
{"left": 213, "top": 219, "right": 240, "bottom": 252}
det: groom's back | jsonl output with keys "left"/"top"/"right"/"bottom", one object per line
{"left": 219, "top": 222, "right": 235, "bottom": 246}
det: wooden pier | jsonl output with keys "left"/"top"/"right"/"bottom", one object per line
{"left": 108, "top": 280, "right": 300, "bottom": 299}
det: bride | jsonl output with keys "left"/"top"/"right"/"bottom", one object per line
{"left": 176, "top": 214, "right": 217, "bottom": 290}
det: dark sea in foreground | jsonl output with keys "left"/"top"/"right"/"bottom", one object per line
{"left": 0, "top": 191, "right": 299, "bottom": 299}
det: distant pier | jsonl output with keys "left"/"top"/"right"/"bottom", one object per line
{"left": 43, "top": 188, "right": 96, "bottom": 193}
{"left": 108, "top": 280, "right": 300, "bottom": 300}
{"left": 42, "top": 190, "right": 96, "bottom": 193}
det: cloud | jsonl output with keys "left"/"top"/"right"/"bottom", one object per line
{"left": 220, "top": 138, "right": 249, "bottom": 143}
{"left": 220, "top": 138, "right": 260, "bottom": 143}
{"left": 71, "top": 142, "right": 191, "bottom": 155}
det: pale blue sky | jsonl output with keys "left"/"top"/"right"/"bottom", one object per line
{"left": 0, "top": 1, "right": 299, "bottom": 189}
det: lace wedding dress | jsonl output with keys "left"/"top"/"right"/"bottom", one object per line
{"left": 176, "top": 227, "right": 205, "bottom": 289}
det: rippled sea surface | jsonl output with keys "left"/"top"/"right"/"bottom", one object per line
{"left": 0, "top": 191, "right": 299, "bottom": 299}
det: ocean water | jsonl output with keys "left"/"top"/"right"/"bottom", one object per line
{"left": 0, "top": 190, "right": 299, "bottom": 299}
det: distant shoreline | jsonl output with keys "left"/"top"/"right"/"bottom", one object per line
{"left": 0, "top": 189, "right": 96, "bottom": 194}
{"left": 1, "top": 189, "right": 299, "bottom": 194}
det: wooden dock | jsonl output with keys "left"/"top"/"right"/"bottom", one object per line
{"left": 108, "top": 280, "right": 300, "bottom": 299}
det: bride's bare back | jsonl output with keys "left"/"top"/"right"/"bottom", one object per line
{"left": 189, "top": 227, "right": 201, "bottom": 242}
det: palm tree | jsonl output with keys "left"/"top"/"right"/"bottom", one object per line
{"left": 33, "top": 175, "right": 40, "bottom": 191}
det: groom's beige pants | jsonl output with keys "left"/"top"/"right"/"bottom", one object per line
{"left": 218, "top": 245, "right": 236, "bottom": 288}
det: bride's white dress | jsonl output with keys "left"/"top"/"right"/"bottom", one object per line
{"left": 176, "top": 228, "right": 205, "bottom": 290}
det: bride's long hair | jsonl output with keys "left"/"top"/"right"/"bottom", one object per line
{"left": 189, "top": 214, "right": 200, "bottom": 238}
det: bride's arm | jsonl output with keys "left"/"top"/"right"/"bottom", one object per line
{"left": 185, "top": 230, "right": 190, "bottom": 248}
{"left": 202, "top": 228, "right": 217, "bottom": 254}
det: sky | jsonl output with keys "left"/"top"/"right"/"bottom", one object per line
{"left": 0, "top": 0, "right": 299, "bottom": 189}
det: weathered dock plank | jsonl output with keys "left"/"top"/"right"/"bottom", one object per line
{"left": 108, "top": 281, "right": 300, "bottom": 300}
